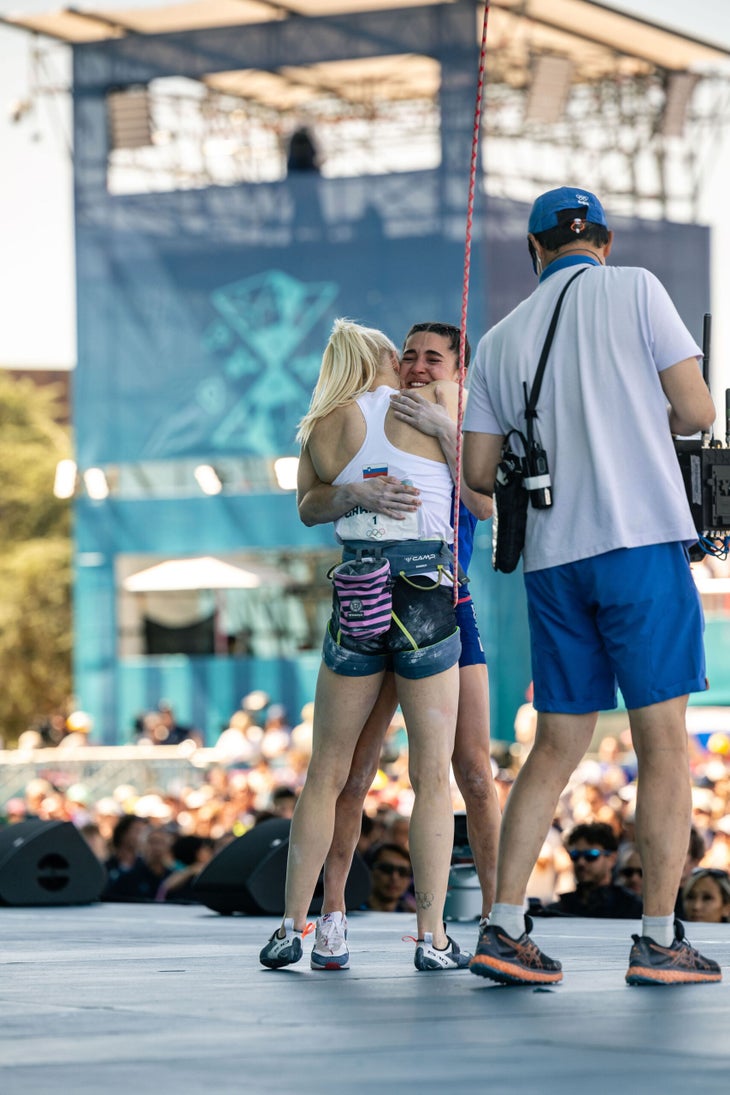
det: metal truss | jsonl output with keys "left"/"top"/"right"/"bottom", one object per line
{"left": 15, "top": 36, "right": 730, "bottom": 221}
{"left": 483, "top": 67, "right": 730, "bottom": 222}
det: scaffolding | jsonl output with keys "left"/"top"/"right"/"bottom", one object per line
{"left": 5, "top": 0, "right": 730, "bottom": 220}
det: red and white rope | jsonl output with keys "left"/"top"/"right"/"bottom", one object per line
{"left": 453, "top": 2, "right": 491, "bottom": 602}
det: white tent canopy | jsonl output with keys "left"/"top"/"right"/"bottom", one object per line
{"left": 123, "top": 556, "right": 266, "bottom": 592}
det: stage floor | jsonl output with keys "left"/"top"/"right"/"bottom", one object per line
{"left": 1, "top": 903, "right": 729, "bottom": 1094}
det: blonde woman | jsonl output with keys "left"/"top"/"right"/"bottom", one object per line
{"left": 259, "top": 319, "right": 468, "bottom": 972}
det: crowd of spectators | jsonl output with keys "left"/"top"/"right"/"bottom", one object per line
{"left": 2, "top": 691, "right": 730, "bottom": 920}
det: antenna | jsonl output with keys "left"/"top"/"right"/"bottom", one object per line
{"left": 725, "top": 388, "right": 730, "bottom": 448}
{"left": 702, "top": 312, "right": 711, "bottom": 388}
{"left": 702, "top": 313, "right": 712, "bottom": 446}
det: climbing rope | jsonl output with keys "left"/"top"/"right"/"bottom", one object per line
{"left": 453, "top": 2, "right": 490, "bottom": 603}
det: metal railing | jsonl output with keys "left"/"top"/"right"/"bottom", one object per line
{"left": 0, "top": 744, "right": 224, "bottom": 805}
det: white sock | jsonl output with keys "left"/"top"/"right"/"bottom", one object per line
{"left": 489, "top": 903, "right": 525, "bottom": 940}
{"left": 642, "top": 915, "right": 674, "bottom": 946}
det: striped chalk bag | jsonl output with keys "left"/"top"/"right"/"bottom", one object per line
{"left": 329, "top": 557, "right": 393, "bottom": 639}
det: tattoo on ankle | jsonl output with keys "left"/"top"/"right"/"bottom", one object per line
{"left": 415, "top": 891, "right": 434, "bottom": 910}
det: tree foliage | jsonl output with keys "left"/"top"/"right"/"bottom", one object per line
{"left": 0, "top": 375, "right": 72, "bottom": 743}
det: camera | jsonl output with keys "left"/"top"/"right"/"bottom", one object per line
{"left": 673, "top": 314, "right": 730, "bottom": 560}
{"left": 675, "top": 438, "right": 730, "bottom": 557}
{"left": 523, "top": 440, "right": 553, "bottom": 509}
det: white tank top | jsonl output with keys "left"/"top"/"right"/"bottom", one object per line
{"left": 333, "top": 386, "right": 454, "bottom": 545}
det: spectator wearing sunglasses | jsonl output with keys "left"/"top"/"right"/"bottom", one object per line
{"left": 615, "top": 843, "right": 643, "bottom": 898}
{"left": 535, "top": 822, "right": 642, "bottom": 919}
{"left": 365, "top": 843, "right": 416, "bottom": 913}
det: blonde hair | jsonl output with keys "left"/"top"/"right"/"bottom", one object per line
{"left": 296, "top": 318, "right": 397, "bottom": 445}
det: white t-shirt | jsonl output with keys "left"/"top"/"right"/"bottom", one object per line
{"left": 463, "top": 262, "right": 701, "bottom": 572}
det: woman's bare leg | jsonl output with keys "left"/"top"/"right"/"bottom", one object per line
{"left": 450, "top": 663, "right": 501, "bottom": 917}
{"left": 322, "top": 674, "right": 398, "bottom": 913}
{"left": 398, "top": 663, "right": 459, "bottom": 948}
{"left": 283, "top": 663, "right": 385, "bottom": 930}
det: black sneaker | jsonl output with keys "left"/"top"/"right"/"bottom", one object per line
{"left": 259, "top": 918, "right": 312, "bottom": 969}
{"left": 414, "top": 932, "right": 472, "bottom": 971}
{"left": 625, "top": 920, "right": 722, "bottom": 986}
{"left": 469, "top": 915, "right": 562, "bottom": 985}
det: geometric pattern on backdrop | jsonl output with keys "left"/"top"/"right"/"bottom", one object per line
{"left": 200, "top": 270, "right": 339, "bottom": 454}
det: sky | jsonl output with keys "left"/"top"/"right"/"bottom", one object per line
{"left": 1, "top": 0, "right": 730, "bottom": 422}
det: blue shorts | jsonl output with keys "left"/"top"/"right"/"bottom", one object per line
{"left": 323, "top": 576, "right": 460, "bottom": 680}
{"left": 524, "top": 543, "right": 707, "bottom": 713}
{"left": 456, "top": 596, "right": 486, "bottom": 668}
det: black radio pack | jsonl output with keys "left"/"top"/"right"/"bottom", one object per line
{"left": 674, "top": 314, "right": 730, "bottom": 558}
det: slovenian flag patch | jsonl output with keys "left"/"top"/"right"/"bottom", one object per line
{"left": 362, "top": 465, "right": 387, "bottom": 479}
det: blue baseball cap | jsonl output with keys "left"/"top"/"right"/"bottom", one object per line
{"left": 528, "top": 187, "right": 608, "bottom": 235}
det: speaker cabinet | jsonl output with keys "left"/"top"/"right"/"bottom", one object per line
{"left": 0, "top": 819, "right": 106, "bottom": 906}
{"left": 193, "top": 817, "right": 371, "bottom": 915}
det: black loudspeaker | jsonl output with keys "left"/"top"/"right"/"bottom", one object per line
{"left": 193, "top": 817, "right": 371, "bottom": 916}
{"left": 0, "top": 819, "right": 106, "bottom": 906}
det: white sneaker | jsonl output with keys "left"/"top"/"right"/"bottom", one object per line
{"left": 311, "top": 911, "right": 350, "bottom": 970}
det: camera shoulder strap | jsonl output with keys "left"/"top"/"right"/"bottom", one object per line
{"left": 524, "top": 267, "right": 587, "bottom": 444}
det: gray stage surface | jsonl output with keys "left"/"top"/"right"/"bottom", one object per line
{"left": 1, "top": 903, "right": 729, "bottom": 1094}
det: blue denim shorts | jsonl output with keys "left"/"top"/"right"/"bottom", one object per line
{"left": 323, "top": 576, "right": 460, "bottom": 680}
{"left": 524, "top": 542, "right": 707, "bottom": 713}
